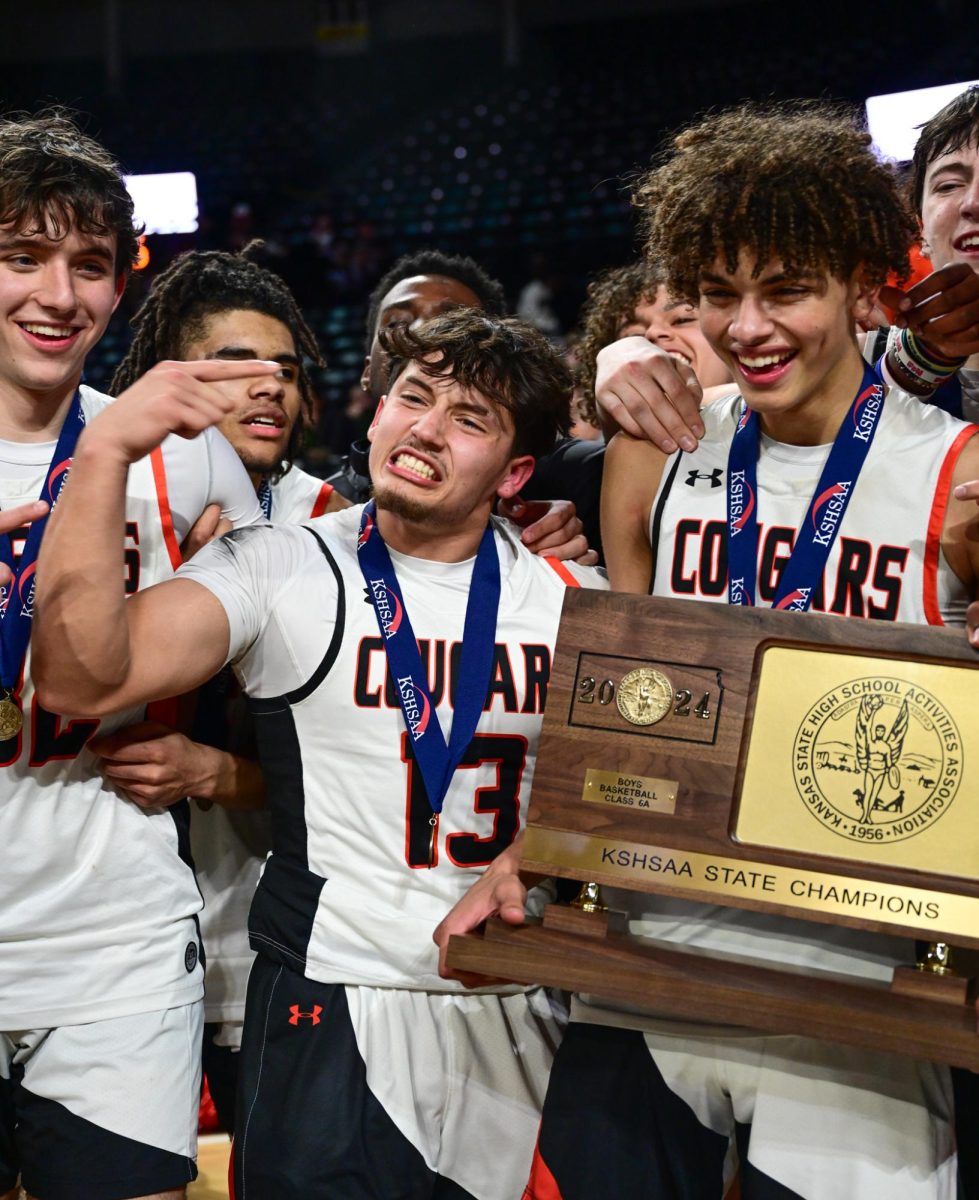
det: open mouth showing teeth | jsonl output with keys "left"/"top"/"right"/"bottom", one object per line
{"left": 956, "top": 235, "right": 979, "bottom": 251}
{"left": 20, "top": 323, "right": 78, "bottom": 340}
{"left": 736, "top": 351, "right": 796, "bottom": 378}
{"left": 245, "top": 417, "right": 282, "bottom": 428}
{"left": 668, "top": 351, "right": 692, "bottom": 367}
{"left": 393, "top": 452, "right": 438, "bottom": 481}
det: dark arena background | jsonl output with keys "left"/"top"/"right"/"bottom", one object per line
{"left": 4, "top": 0, "right": 976, "bottom": 476}
{"left": 5, "top": 3, "right": 979, "bottom": 1194}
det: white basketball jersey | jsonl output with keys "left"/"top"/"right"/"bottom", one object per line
{"left": 0, "top": 386, "right": 262, "bottom": 1029}
{"left": 268, "top": 466, "right": 334, "bottom": 524}
{"left": 649, "top": 389, "right": 977, "bottom": 626}
{"left": 192, "top": 465, "right": 333, "bottom": 1023}
{"left": 179, "top": 505, "right": 606, "bottom": 991}
{"left": 576, "top": 388, "right": 979, "bottom": 1030}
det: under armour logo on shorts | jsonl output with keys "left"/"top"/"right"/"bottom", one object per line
{"left": 686, "top": 468, "right": 723, "bottom": 488}
{"left": 288, "top": 1004, "right": 323, "bottom": 1025}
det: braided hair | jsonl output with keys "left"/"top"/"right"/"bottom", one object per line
{"left": 111, "top": 242, "right": 324, "bottom": 473}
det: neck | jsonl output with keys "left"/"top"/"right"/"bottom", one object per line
{"left": 250, "top": 469, "right": 265, "bottom": 491}
{"left": 0, "top": 379, "right": 81, "bottom": 443}
{"left": 374, "top": 505, "right": 492, "bottom": 563}
{"left": 758, "top": 351, "right": 866, "bottom": 447}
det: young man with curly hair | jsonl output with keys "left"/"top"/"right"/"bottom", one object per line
{"left": 442, "top": 103, "right": 979, "bottom": 1200}
{"left": 0, "top": 111, "right": 270, "bottom": 1200}
{"left": 598, "top": 87, "right": 979, "bottom": 453}
{"left": 575, "top": 261, "right": 730, "bottom": 432}
{"left": 33, "top": 309, "right": 607, "bottom": 1200}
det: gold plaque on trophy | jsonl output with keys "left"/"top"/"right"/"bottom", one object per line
{"left": 735, "top": 646, "right": 975, "bottom": 880}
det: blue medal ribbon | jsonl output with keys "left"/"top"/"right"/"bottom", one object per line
{"left": 257, "top": 478, "right": 273, "bottom": 520}
{"left": 0, "top": 389, "right": 86, "bottom": 694}
{"left": 726, "top": 363, "right": 885, "bottom": 611}
{"left": 357, "top": 500, "right": 501, "bottom": 830}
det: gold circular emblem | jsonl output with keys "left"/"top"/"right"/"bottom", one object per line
{"left": 792, "top": 677, "right": 961, "bottom": 844}
{"left": 616, "top": 667, "right": 674, "bottom": 727}
{"left": 0, "top": 696, "right": 23, "bottom": 740}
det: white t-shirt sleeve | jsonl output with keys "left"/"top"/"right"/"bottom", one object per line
{"left": 159, "top": 428, "right": 264, "bottom": 544}
{"left": 177, "top": 525, "right": 295, "bottom": 663}
{"left": 201, "top": 427, "right": 266, "bottom": 527}
{"left": 176, "top": 523, "right": 341, "bottom": 696}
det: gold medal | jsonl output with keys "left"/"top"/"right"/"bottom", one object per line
{"left": 616, "top": 667, "right": 674, "bottom": 727}
{"left": 0, "top": 694, "right": 23, "bottom": 740}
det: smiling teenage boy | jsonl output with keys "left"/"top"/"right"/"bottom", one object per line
{"left": 0, "top": 111, "right": 270, "bottom": 1200}
{"left": 473, "top": 104, "right": 979, "bottom": 1200}
{"left": 32, "top": 309, "right": 607, "bottom": 1200}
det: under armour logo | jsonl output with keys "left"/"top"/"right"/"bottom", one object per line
{"left": 288, "top": 1004, "right": 323, "bottom": 1025}
{"left": 686, "top": 469, "right": 723, "bottom": 488}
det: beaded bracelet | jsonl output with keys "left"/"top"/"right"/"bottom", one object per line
{"left": 887, "top": 325, "right": 965, "bottom": 388}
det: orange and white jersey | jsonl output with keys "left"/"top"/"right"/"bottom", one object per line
{"left": 649, "top": 388, "right": 977, "bottom": 627}
{"left": 179, "top": 505, "right": 606, "bottom": 991}
{"left": 0, "top": 385, "right": 263, "bottom": 1030}
{"left": 268, "top": 465, "right": 334, "bottom": 524}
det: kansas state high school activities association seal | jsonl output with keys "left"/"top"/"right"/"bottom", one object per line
{"left": 793, "top": 676, "right": 961, "bottom": 844}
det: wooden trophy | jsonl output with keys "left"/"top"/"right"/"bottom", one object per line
{"left": 446, "top": 591, "right": 979, "bottom": 1068}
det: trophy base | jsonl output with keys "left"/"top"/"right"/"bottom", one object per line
{"left": 541, "top": 901, "right": 627, "bottom": 939}
{"left": 448, "top": 919, "right": 979, "bottom": 1070}
{"left": 890, "top": 965, "right": 975, "bottom": 1006}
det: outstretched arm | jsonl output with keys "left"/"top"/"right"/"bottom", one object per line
{"left": 33, "top": 359, "right": 279, "bottom": 717}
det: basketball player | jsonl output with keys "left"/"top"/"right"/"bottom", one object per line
{"left": 95, "top": 244, "right": 346, "bottom": 1132}
{"left": 575, "top": 260, "right": 732, "bottom": 434}
{"left": 331, "top": 249, "right": 593, "bottom": 561}
{"left": 879, "top": 83, "right": 979, "bottom": 415}
{"left": 33, "top": 309, "right": 607, "bottom": 1200}
{"left": 0, "top": 110, "right": 272, "bottom": 1200}
{"left": 95, "top": 247, "right": 598, "bottom": 1133}
{"left": 442, "top": 104, "right": 979, "bottom": 1199}
{"left": 593, "top": 87, "right": 979, "bottom": 450}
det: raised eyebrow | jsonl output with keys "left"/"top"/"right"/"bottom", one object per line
{"left": 928, "top": 161, "right": 971, "bottom": 181}
{"left": 400, "top": 370, "right": 436, "bottom": 395}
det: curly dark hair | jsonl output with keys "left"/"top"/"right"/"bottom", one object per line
{"left": 909, "top": 85, "right": 979, "bottom": 216}
{"left": 382, "top": 310, "right": 571, "bottom": 460}
{"left": 635, "top": 102, "right": 916, "bottom": 303}
{"left": 365, "top": 249, "right": 507, "bottom": 353}
{"left": 575, "top": 261, "right": 666, "bottom": 425}
{"left": 0, "top": 107, "right": 141, "bottom": 273}
{"left": 110, "top": 242, "right": 324, "bottom": 475}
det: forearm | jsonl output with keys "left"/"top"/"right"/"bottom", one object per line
{"left": 194, "top": 745, "right": 267, "bottom": 810}
{"left": 34, "top": 435, "right": 135, "bottom": 712}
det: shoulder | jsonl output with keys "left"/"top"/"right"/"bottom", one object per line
{"left": 492, "top": 517, "right": 608, "bottom": 591}
{"left": 699, "top": 391, "right": 743, "bottom": 437}
{"left": 79, "top": 384, "right": 113, "bottom": 420}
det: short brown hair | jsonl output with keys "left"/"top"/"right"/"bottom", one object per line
{"left": 382, "top": 309, "right": 572, "bottom": 460}
{"left": 0, "top": 107, "right": 141, "bottom": 273}
{"left": 575, "top": 261, "right": 665, "bottom": 424}
{"left": 635, "top": 102, "right": 916, "bottom": 303}
{"left": 909, "top": 85, "right": 979, "bottom": 216}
